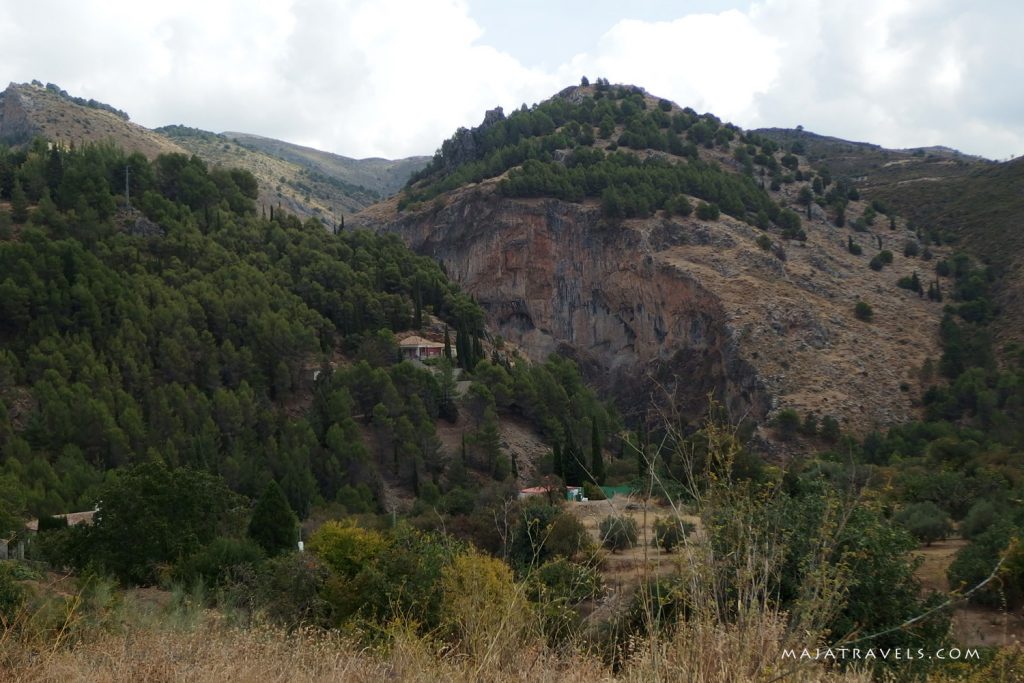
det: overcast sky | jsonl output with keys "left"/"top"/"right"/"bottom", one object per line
{"left": 1, "top": 1, "right": 1021, "bottom": 160}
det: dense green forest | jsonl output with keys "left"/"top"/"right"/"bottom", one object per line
{"left": 0, "top": 139, "right": 616, "bottom": 546}
{"left": 401, "top": 82, "right": 800, "bottom": 231}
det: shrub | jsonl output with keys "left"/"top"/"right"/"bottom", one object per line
{"left": 695, "top": 202, "right": 720, "bottom": 221}
{"left": 847, "top": 236, "right": 862, "bottom": 255}
{"left": 948, "top": 523, "right": 1024, "bottom": 607}
{"left": 652, "top": 516, "right": 695, "bottom": 553}
{"left": 894, "top": 502, "right": 951, "bottom": 546}
{"left": 599, "top": 515, "right": 638, "bottom": 552}
{"left": 897, "top": 271, "right": 923, "bottom": 294}
{"left": 529, "top": 557, "right": 602, "bottom": 604}
{"left": 820, "top": 415, "right": 841, "bottom": 443}
{"left": 0, "top": 562, "right": 27, "bottom": 626}
{"left": 440, "top": 551, "right": 529, "bottom": 663}
{"left": 799, "top": 412, "right": 819, "bottom": 436}
{"left": 904, "top": 241, "right": 920, "bottom": 257}
{"left": 854, "top": 301, "right": 873, "bottom": 321}
{"left": 773, "top": 408, "right": 801, "bottom": 440}
{"left": 582, "top": 481, "right": 606, "bottom": 500}
{"left": 174, "top": 536, "right": 266, "bottom": 588}
{"left": 756, "top": 234, "right": 773, "bottom": 252}
{"left": 308, "top": 521, "right": 389, "bottom": 578}
{"left": 961, "top": 500, "right": 997, "bottom": 540}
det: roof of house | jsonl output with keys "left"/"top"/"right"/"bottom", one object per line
{"left": 25, "top": 509, "right": 97, "bottom": 532}
{"left": 520, "top": 486, "right": 558, "bottom": 495}
{"left": 399, "top": 335, "right": 445, "bottom": 348}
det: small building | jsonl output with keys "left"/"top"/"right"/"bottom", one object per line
{"left": 0, "top": 535, "right": 24, "bottom": 561}
{"left": 566, "top": 486, "right": 584, "bottom": 502}
{"left": 519, "top": 485, "right": 556, "bottom": 499}
{"left": 24, "top": 509, "right": 98, "bottom": 533}
{"left": 399, "top": 335, "right": 449, "bottom": 360}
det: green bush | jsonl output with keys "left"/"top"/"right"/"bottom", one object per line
{"left": 961, "top": 500, "right": 997, "bottom": 540}
{"left": 651, "top": 516, "right": 695, "bottom": 553}
{"left": 582, "top": 481, "right": 606, "bottom": 500}
{"left": 599, "top": 515, "right": 638, "bottom": 553}
{"left": 695, "top": 202, "right": 721, "bottom": 221}
{"left": 529, "top": 558, "right": 602, "bottom": 604}
{"left": 773, "top": 408, "right": 801, "bottom": 440}
{"left": 174, "top": 536, "right": 266, "bottom": 588}
{"left": 0, "top": 562, "right": 27, "bottom": 625}
{"left": 894, "top": 502, "right": 951, "bottom": 546}
{"left": 854, "top": 301, "right": 874, "bottom": 321}
{"left": 820, "top": 415, "right": 841, "bottom": 443}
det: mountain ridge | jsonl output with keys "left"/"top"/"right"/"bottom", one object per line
{"left": 0, "top": 81, "right": 427, "bottom": 223}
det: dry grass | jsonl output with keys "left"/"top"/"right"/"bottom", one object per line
{"left": 1, "top": 609, "right": 881, "bottom": 683}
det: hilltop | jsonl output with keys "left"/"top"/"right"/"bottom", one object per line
{"left": 0, "top": 81, "right": 185, "bottom": 158}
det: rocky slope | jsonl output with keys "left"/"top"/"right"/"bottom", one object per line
{"left": 160, "top": 128, "right": 428, "bottom": 222}
{"left": 0, "top": 81, "right": 426, "bottom": 223}
{"left": 0, "top": 81, "right": 184, "bottom": 158}
{"left": 223, "top": 132, "right": 428, "bottom": 198}
{"left": 758, "top": 127, "right": 1024, "bottom": 347}
{"left": 355, "top": 87, "right": 949, "bottom": 439}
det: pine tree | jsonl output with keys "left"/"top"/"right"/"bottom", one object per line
{"left": 248, "top": 480, "right": 298, "bottom": 556}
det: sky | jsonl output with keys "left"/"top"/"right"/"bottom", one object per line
{"left": 1, "top": 1, "right": 1021, "bottom": 161}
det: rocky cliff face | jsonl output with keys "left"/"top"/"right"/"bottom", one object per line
{"left": 0, "top": 84, "right": 36, "bottom": 143}
{"left": 355, "top": 177, "right": 946, "bottom": 438}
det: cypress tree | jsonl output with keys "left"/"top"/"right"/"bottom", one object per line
{"left": 443, "top": 325, "right": 453, "bottom": 360}
{"left": 591, "top": 417, "right": 606, "bottom": 485}
{"left": 413, "top": 286, "right": 423, "bottom": 329}
{"left": 472, "top": 334, "right": 484, "bottom": 367}
{"left": 248, "top": 480, "right": 298, "bottom": 556}
{"left": 637, "top": 423, "right": 649, "bottom": 479}
{"left": 11, "top": 180, "right": 28, "bottom": 223}
{"left": 552, "top": 440, "right": 564, "bottom": 480}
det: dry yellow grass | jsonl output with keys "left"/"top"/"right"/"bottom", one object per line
{"left": 2, "top": 611, "right": 885, "bottom": 683}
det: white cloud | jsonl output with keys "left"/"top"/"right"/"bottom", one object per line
{"left": 561, "top": 12, "right": 782, "bottom": 122}
{"left": 0, "top": 0, "right": 1021, "bottom": 159}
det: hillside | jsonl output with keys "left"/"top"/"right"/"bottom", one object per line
{"left": 355, "top": 83, "right": 950, "bottom": 439}
{"left": 224, "top": 132, "right": 428, "bottom": 198}
{"left": 756, "top": 127, "right": 1024, "bottom": 345}
{"left": 0, "top": 82, "right": 426, "bottom": 224}
{"left": 159, "top": 127, "right": 428, "bottom": 222}
{"left": 0, "top": 81, "right": 185, "bottom": 158}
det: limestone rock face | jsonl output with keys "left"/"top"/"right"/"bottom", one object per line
{"left": 356, "top": 180, "right": 945, "bottom": 437}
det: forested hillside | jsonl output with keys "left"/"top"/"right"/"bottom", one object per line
{"left": 0, "top": 138, "right": 616, "bottom": 545}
